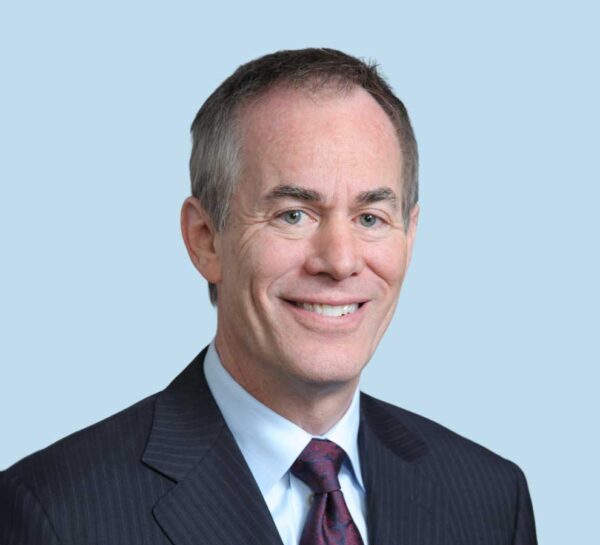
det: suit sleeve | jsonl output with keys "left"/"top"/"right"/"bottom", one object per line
{"left": 511, "top": 464, "right": 537, "bottom": 545}
{"left": 0, "top": 471, "right": 63, "bottom": 545}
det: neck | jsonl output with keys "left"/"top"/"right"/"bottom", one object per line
{"left": 214, "top": 336, "right": 359, "bottom": 436}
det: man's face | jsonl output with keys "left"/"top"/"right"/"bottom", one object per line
{"left": 213, "top": 86, "right": 418, "bottom": 395}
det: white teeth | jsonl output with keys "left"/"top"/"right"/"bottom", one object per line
{"left": 296, "top": 302, "right": 359, "bottom": 317}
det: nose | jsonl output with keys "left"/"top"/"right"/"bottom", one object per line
{"left": 304, "top": 217, "right": 364, "bottom": 280}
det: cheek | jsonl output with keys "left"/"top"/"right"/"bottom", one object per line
{"left": 241, "top": 234, "right": 309, "bottom": 294}
{"left": 366, "top": 239, "right": 409, "bottom": 287}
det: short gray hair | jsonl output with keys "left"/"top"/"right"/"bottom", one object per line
{"left": 189, "top": 48, "right": 419, "bottom": 305}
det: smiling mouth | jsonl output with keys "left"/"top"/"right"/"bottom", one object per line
{"left": 289, "top": 301, "right": 363, "bottom": 317}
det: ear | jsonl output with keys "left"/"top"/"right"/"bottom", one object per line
{"left": 180, "top": 197, "right": 222, "bottom": 284}
{"left": 405, "top": 203, "right": 420, "bottom": 267}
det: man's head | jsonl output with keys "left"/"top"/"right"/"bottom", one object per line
{"left": 187, "top": 48, "right": 418, "bottom": 305}
{"left": 181, "top": 49, "right": 419, "bottom": 419}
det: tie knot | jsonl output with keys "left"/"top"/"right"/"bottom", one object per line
{"left": 291, "top": 439, "right": 346, "bottom": 493}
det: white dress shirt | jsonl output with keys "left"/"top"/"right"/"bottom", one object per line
{"left": 204, "top": 341, "right": 368, "bottom": 545}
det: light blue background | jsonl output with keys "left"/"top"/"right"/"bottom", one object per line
{"left": 1, "top": 1, "right": 598, "bottom": 542}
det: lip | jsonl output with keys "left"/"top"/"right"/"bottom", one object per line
{"left": 282, "top": 297, "right": 367, "bottom": 306}
{"left": 281, "top": 298, "right": 368, "bottom": 333}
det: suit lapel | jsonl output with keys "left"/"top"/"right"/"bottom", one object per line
{"left": 359, "top": 393, "right": 450, "bottom": 545}
{"left": 142, "top": 349, "right": 283, "bottom": 545}
{"left": 141, "top": 350, "right": 449, "bottom": 545}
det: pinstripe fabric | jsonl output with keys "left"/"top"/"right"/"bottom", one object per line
{"left": 359, "top": 394, "right": 537, "bottom": 545}
{"left": 0, "top": 348, "right": 537, "bottom": 544}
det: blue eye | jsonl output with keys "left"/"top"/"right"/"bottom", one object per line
{"left": 281, "top": 210, "right": 304, "bottom": 225}
{"left": 359, "top": 213, "right": 380, "bottom": 228}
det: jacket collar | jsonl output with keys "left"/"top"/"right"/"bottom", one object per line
{"left": 359, "top": 393, "right": 449, "bottom": 545}
{"left": 142, "top": 347, "right": 221, "bottom": 482}
{"left": 143, "top": 348, "right": 283, "bottom": 545}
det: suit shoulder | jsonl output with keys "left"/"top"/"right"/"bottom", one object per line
{"left": 361, "top": 393, "right": 522, "bottom": 475}
{"left": 1, "top": 393, "right": 159, "bottom": 494}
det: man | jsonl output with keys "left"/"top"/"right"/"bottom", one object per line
{"left": 0, "top": 48, "right": 537, "bottom": 544}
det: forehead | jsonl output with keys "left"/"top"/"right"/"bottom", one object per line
{"left": 236, "top": 86, "right": 403, "bottom": 199}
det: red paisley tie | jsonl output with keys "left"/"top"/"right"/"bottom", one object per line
{"left": 291, "top": 439, "right": 365, "bottom": 545}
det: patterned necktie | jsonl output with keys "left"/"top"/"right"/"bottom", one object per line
{"left": 291, "top": 439, "right": 365, "bottom": 545}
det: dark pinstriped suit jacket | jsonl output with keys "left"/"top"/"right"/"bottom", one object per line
{"left": 0, "top": 348, "right": 537, "bottom": 544}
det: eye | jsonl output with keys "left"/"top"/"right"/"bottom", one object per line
{"left": 279, "top": 209, "right": 305, "bottom": 225}
{"left": 358, "top": 213, "right": 381, "bottom": 228}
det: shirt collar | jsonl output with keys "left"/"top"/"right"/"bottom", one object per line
{"left": 203, "top": 340, "right": 365, "bottom": 496}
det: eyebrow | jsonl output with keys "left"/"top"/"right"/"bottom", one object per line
{"left": 264, "top": 185, "right": 323, "bottom": 202}
{"left": 356, "top": 187, "right": 399, "bottom": 210}
{"left": 264, "top": 184, "right": 398, "bottom": 210}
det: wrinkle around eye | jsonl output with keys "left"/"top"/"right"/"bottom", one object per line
{"left": 352, "top": 214, "right": 406, "bottom": 241}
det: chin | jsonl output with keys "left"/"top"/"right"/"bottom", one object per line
{"left": 283, "top": 348, "right": 367, "bottom": 388}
